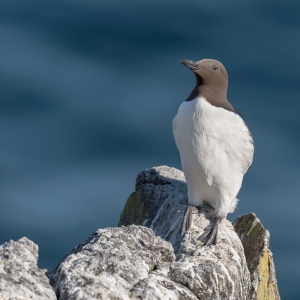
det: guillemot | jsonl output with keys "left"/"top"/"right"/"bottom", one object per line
{"left": 173, "top": 58, "right": 254, "bottom": 245}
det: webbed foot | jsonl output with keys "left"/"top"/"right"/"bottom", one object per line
{"left": 181, "top": 205, "right": 196, "bottom": 236}
{"left": 202, "top": 217, "right": 221, "bottom": 246}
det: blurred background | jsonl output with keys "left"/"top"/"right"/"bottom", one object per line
{"left": 0, "top": 0, "right": 299, "bottom": 298}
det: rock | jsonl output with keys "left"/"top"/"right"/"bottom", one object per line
{"left": 1, "top": 165, "right": 280, "bottom": 299}
{"left": 120, "top": 166, "right": 251, "bottom": 299}
{"left": 0, "top": 237, "right": 56, "bottom": 300}
{"left": 51, "top": 225, "right": 198, "bottom": 300}
{"left": 51, "top": 165, "right": 279, "bottom": 299}
{"left": 234, "top": 213, "right": 280, "bottom": 300}
{"left": 119, "top": 165, "right": 187, "bottom": 235}
{"left": 130, "top": 269, "right": 198, "bottom": 300}
{"left": 51, "top": 217, "right": 250, "bottom": 299}
{"left": 119, "top": 166, "right": 188, "bottom": 254}
{"left": 119, "top": 165, "right": 280, "bottom": 299}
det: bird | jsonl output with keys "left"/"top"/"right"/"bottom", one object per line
{"left": 173, "top": 58, "right": 254, "bottom": 246}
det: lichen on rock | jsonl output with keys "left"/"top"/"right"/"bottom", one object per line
{"left": 234, "top": 213, "right": 280, "bottom": 300}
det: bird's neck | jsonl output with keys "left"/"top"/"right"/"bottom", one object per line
{"left": 185, "top": 84, "right": 235, "bottom": 113}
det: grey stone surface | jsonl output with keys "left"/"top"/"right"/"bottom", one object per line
{"left": 51, "top": 225, "right": 196, "bottom": 300}
{"left": 51, "top": 218, "right": 250, "bottom": 299}
{"left": 119, "top": 165, "right": 187, "bottom": 254}
{"left": 0, "top": 237, "right": 56, "bottom": 300}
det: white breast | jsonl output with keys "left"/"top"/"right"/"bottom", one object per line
{"left": 173, "top": 97, "right": 254, "bottom": 218}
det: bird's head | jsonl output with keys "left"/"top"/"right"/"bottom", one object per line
{"left": 180, "top": 59, "right": 228, "bottom": 90}
{"left": 179, "top": 58, "right": 233, "bottom": 109}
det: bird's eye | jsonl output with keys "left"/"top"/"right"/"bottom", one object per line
{"left": 212, "top": 66, "right": 219, "bottom": 70}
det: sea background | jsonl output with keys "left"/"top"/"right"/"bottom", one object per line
{"left": 0, "top": 0, "right": 299, "bottom": 298}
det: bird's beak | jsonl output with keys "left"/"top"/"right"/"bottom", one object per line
{"left": 179, "top": 60, "right": 203, "bottom": 70}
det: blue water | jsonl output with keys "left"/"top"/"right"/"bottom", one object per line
{"left": 0, "top": 0, "right": 299, "bottom": 298}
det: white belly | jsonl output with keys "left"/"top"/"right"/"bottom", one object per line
{"left": 173, "top": 97, "right": 254, "bottom": 217}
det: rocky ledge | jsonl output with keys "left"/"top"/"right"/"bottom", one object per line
{"left": 0, "top": 166, "right": 280, "bottom": 299}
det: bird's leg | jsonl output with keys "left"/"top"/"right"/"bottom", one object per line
{"left": 203, "top": 216, "right": 222, "bottom": 246}
{"left": 181, "top": 205, "right": 197, "bottom": 236}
